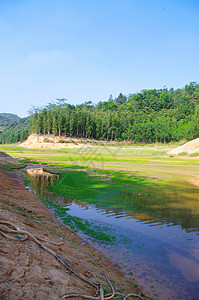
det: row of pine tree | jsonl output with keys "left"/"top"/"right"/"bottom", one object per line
{"left": 30, "top": 82, "right": 199, "bottom": 143}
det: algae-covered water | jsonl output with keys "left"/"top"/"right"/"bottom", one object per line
{"left": 24, "top": 166, "right": 199, "bottom": 300}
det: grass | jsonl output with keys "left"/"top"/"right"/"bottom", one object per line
{"left": 3, "top": 142, "right": 199, "bottom": 231}
{"left": 40, "top": 164, "right": 199, "bottom": 231}
{"left": 189, "top": 152, "right": 199, "bottom": 157}
{"left": 178, "top": 152, "right": 188, "bottom": 156}
{"left": 0, "top": 162, "right": 25, "bottom": 171}
{"left": 2, "top": 143, "right": 199, "bottom": 195}
{"left": 46, "top": 168, "right": 164, "bottom": 210}
{"left": 2, "top": 141, "right": 199, "bottom": 168}
{"left": 0, "top": 144, "right": 25, "bottom": 151}
{"left": 6, "top": 145, "right": 198, "bottom": 169}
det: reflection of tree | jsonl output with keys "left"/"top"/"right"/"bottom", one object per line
{"left": 26, "top": 169, "right": 60, "bottom": 199}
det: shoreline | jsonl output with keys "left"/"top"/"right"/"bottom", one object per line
{"left": 0, "top": 165, "right": 148, "bottom": 299}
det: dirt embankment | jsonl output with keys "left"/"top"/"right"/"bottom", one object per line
{"left": 20, "top": 134, "right": 94, "bottom": 149}
{"left": 0, "top": 164, "right": 145, "bottom": 299}
{"left": 0, "top": 151, "right": 21, "bottom": 165}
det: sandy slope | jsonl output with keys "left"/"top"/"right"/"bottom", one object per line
{"left": 169, "top": 138, "right": 199, "bottom": 155}
{"left": 20, "top": 134, "right": 93, "bottom": 149}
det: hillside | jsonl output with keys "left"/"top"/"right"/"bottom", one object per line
{"left": 0, "top": 113, "right": 20, "bottom": 132}
{"left": 0, "top": 113, "right": 20, "bottom": 122}
{"left": 0, "top": 115, "right": 31, "bottom": 144}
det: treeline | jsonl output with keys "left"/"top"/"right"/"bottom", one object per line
{"left": 1, "top": 82, "right": 199, "bottom": 144}
{"left": 30, "top": 82, "right": 199, "bottom": 143}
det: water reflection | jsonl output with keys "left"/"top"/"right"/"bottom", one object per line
{"left": 101, "top": 184, "right": 199, "bottom": 231}
{"left": 24, "top": 167, "right": 199, "bottom": 300}
{"left": 25, "top": 167, "right": 59, "bottom": 196}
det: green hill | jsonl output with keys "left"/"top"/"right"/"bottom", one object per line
{"left": 0, "top": 114, "right": 31, "bottom": 144}
{"left": 0, "top": 113, "right": 21, "bottom": 132}
{"left": 0, "top": 113, "right": 20, "bottom": 122}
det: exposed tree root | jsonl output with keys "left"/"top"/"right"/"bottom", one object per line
{"left": 123, "top": 293, "right": 145, "bottom": 300}
{"left": 62, "top": 276, "right": 115, "bottom": 299}
{"left": 0, "top": 221, "right": 147, "bottom": 300}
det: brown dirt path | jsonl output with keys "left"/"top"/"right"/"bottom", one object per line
{"left": 0, "top": 166, "right": 146, "bottom": 299}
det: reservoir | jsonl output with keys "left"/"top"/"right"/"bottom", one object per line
{"left": 24, "top": 165, "right": 199, "bottom": 300}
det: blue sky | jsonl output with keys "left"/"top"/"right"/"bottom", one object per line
{"left": 0, "top": 0, "right": 198, "bottom": 117}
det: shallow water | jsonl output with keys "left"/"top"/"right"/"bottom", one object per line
{"left": 24, "top": 166, "right": 199, "bottom": 300}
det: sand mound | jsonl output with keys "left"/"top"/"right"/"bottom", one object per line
{"left": 0, "top": 151, "right": 21, "bottom": 165}
{"left": 20, "top": 133, "right": 89, "bottom": 149}
{"left": 169, "top": 138, "right": 199, "bottom": 155}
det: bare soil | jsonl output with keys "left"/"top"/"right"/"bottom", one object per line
{"left": 20, "top": 134, "right": 96, "bottom": 149}
{"left": 169, "top": 138, "right": 199, "bottom": 154}
{"left": 0, "top": 164, "right": 145, "bottom": 299}
{"left": 0, "top": 151, "right": 21, "bottom": 165}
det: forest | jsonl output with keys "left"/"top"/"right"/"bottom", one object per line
{"left": 0, "top": 114, "right": 31, "bottom": 144}
{"left": 1, "top": 82, "right": 199, "bottom": 144}
{"left": 30, "top": 82, "right": 199, "bottom": 143}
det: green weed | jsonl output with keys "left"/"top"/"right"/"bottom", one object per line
{"left": 178, "top": 152, "right": 188, "bottom": 156}
{"left": 189, "top": 153, "right": 199, "bottom": 157}
{"left": 40, "top": 197, "right": 116, "bottom": 244}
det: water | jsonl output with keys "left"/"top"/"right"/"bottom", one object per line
{"left": 24, "top": 166, "right": 199, "bottom": 300}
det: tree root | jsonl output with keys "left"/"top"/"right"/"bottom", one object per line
{"left": 0, "top": 221, "right": 63, "bottom": 245}
{"left": 123, "top": 293, "right": 145, "bottom": 300}
{"left": 62, "top": 276, "right": 115, "bottom": 299}
{"left": 0, "top": 221, "right": 99, "bottom": 288}
{"left": 0, "top": 220, "right": 147, "bottom": 300}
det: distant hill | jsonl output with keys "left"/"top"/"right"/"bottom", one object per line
{"left": 0, "top": 113, "right": 20, "bottom": 122}
{"left": 0, "top": 113, "right": 31, "bottom": 144}
{"left": 0, "top": 113, "right": 21, "bottom": 133}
